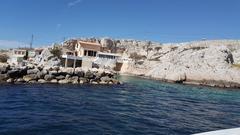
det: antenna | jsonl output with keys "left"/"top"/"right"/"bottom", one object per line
{"left": 30, "top": 34, "right": 34, "bottom": 49}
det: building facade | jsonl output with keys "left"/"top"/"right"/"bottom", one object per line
{"left": 8, "top": 49, "right": 27, "bottom": 65}
{"left": 62, "top": 40, "right": 123, "bottom": 70}
{"left": 75, "top": 41, "right": 101, "bottom": 57}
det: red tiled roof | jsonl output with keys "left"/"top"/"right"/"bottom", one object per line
{"left": 78, "top": 41, "right": 101, "bottom": 51}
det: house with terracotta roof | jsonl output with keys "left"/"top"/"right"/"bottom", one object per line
{"left": 62, "top": 41, "right": 101, "bottom": 69}
{"left": 62, "top": 40, "right": 123, "bottom": 70}
{"left": 75, "top": 41, "right": 101, "bottom": 57}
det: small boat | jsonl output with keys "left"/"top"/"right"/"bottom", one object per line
{"left": 193, "top": 128, "right": 240, "bottom": 135}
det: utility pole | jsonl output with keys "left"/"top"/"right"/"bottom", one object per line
{"left": 30, "top": 34, "right": 34, "bottom": 49}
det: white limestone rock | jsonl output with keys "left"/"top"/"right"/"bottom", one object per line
{"left": 121, "top": 40, "right": 240, "bottom": 87}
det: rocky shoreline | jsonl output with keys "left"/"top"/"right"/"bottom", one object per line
{"left": 116, "top": 39, "right": 240, "bottom": 89}
{"left": 0, "top": 64, "right": 121, "bottom": 85}
{"left": 150, "top": 75, "right": 240, "bottom": 88}
{"left": 121, "top": 73, "right": 240, "bottom": 88}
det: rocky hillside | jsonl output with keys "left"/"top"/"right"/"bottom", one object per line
{"left": 71, "top": 38, "right": 240, "bottom": 88}
{"left": 120, "top": 39, "right": 240, "bottom": 88}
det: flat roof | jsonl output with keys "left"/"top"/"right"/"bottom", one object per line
{"left": 97, "top": 52, "right": 121, "bottom": 57}
{"left": 62, "top": 55, "right": 82, "bottom": 60}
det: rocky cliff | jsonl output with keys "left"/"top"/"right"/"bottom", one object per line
{"left": 120, "top": 39, "right": 240, "bottom": 88}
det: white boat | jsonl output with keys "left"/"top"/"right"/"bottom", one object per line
{"left": 193, "top": 128, "right": 240, "bottom": 135}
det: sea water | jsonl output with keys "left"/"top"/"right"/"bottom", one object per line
{"left": 0, "top": 76, "right": 239, "bottom": 135}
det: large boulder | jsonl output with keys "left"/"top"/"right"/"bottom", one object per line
{"left": 101, "top": 76, "right": 112, "bottom": 82}
{"left": 0, "top": 74, "right": 8, "bottom": 82}
{"left": 7, "top": 67, "right": 29, "bottom": 79}
{"left": 23, "top": 74, "right": 38, "bottom": 82}
{"left": 46, "top": 57, "right": 61, "bottom": 67}
{"left": 75, "top": 70, "right": 85, "bottom": 77}
{"left": 0, "top": 64, "right": 10, "bottom": 74}
{"left": 16, "top": 78, "right": 25, "bottom": 83}
{"left": 52, "top": 66, "right": 60, "bottom": 71}
{"left": 37, "top": 71, "right": 45, "bottom": 79}
{"left": 6, "top": 78, "right": 14, "bottom": 83}
{"left": 59, "top": 68, "right": 74, "bottom": 75}
{"left": 19, "top": 68, "right": 28, "bottom": 77}
{"left": 85, "top": 70, "right": 96, "bottom": 80}
{"left": 111, "top": 79, "right": 120, "bottom": 84}
{"left": 38, "top": 79, "right": 47, "bottom": 84}
{"left": 29, "top": 80, "right": 38, "bottom": 84}
{"left": 50, "top": 79, "right": 58, "bottom": 84}
{"left": 100, "top": 76, "right": 120, "bottom": 84}
{"left": 34, "top": 48, "right": 61, "bottom": 67}
{"left": 27, "top": 68, "right": 40, "bottom": 75}
{"left": 49, "top": 70, "right": 59, "bottom": 76}
{"left": 58, "top": 72, "right": 68, "bottom": 76}
{"left": 7, "top": 70, "right": 23, "bottom": 78}
{"left": 79, "top": 77, "right": 88, "bottom": 84}
{"left": 42, "top": 69, "right": 49, "bottom": 74}
{"left": 34, "top": 48, "right": 53, "bottom": 64}
{"left": 55, "top": 75, "right": 65, "bottom": 80}
{"left": 44, "top": 74, "right": 55, "bottom": 81}
{"left": 58, "top": 79, "right": 69, "bottom": 84}
{"left": 26, "top": 64, "right": 35, "bottom": 69}
{"left": 68, "top": 76, "right": 79, "bottom": 84}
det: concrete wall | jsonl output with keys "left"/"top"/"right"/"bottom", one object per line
{"left": 82, "top": 57, "right": 92, "bottom": 69}
{"left": 61, "top": 58, "right": 82, "bottom": 68}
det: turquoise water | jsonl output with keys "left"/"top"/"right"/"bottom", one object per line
{"left": 0, "top": 76, "right": 239, "bottom": 135}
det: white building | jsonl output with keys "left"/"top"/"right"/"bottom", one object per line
{"left": 96, "top": 52, "right": 121, "bottom": 60}
{"left": 8, "top": 49, "right": 27, "bottom": 65}
{"left": 62, "top": 40, "right": 124, "bottom": 70}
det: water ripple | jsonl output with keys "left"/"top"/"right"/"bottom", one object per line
{"left": 0, "top": 76, "right": 240, "bottom": 135}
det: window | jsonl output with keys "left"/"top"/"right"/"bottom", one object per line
{"left": 84, "top": 50, "right": 87, "bottom": 56}
{"left": 88, "top": 51, "right": 93, "bottom": 56}
{"left": 87, "top": 51, "right": 97, "bottom": 57}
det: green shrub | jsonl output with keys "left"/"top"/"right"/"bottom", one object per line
{"left": 129, "top": 52, "right": 147, "bottom": 61}
{"left": 50, "top": 47, "right": 62, "bottom": 58}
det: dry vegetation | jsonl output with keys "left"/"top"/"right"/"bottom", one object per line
{"left": 129, "top": 52, "right": 147, "bottom": 61}
{"left": 0, "top": 54, "right": 9, "bottom": 63}
{"left": 232, "top": 63, "right": 240, "bottom": 69}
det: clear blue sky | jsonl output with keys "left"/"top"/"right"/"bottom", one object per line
{"left": 0, "top": 0, "right": 240, "bottom": 48}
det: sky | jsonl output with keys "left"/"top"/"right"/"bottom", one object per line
{"left": 0, "top": 0, "right": 240, "bottom": 48}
